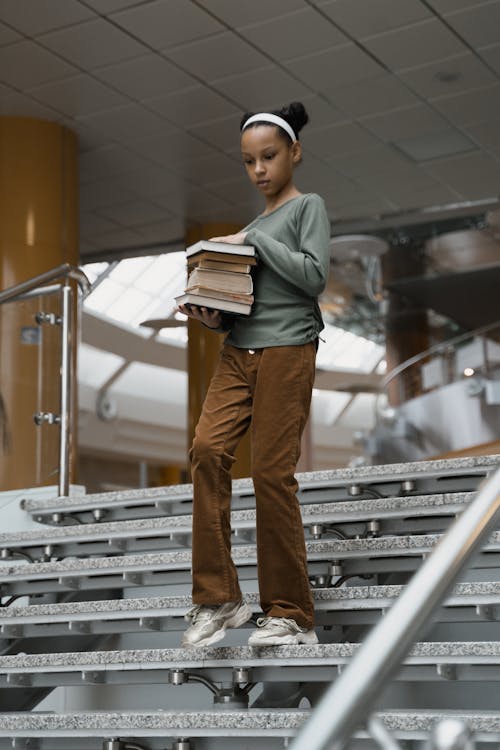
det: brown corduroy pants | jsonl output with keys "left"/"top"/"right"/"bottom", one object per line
{"left": 189, "top": 341, "right": 316, "bottom": 629}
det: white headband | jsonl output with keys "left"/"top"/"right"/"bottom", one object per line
{"left": 242, "top": 113, "right": 297, "bottom": 142}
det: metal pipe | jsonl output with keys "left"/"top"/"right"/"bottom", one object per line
{"left": 0, "top": 263, "right": 90, "bottom": 305}
{"left": 58, "top": 283, "right": 73, "bottom": 498}
{"left": 289, "top": 467, "right": 500, "bottom": 750}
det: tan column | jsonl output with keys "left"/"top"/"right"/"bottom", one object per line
{"left": 186, "top": 223, "right": 251, "bottom": 479}
{"left": 382, "top": 244, "right": 429, "bottom": 406}
{"left": 0, "top": 117, "right": 78, "bottom": 491}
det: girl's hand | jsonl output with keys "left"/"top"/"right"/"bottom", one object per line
{"left": 209, "top": 232, "right": 247, "bottom": 245}
{"left": 177, "top": 303, "right": 222, "bottom": 329}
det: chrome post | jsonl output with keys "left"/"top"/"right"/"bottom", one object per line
{"left": 428, "top": 718, "right": 475, "bottom": 750}
{"left": 58, "top": 282, "right": 73, "bottom": 498}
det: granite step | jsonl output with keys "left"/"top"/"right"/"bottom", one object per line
{"left": 0, "top": 492, "right": 478, "bottom": 560}
{"left": 1, "top": 642, "right": 500, "bottom": 688}
{"left": 1, "top": 582, "right": 500, "bottom": 638}
{"left": 1, "top": 533, "right": 500, "bottom": 597}
{"left": 0, "top": 709, "right": 499, "bottom": 747}
{"left": 21, "top": 454, "right": 499, "bottom": 525}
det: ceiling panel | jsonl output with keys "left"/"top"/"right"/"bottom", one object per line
{"left": 198, "top": 0, "right": 307, "bottom": 27}
{"left": 424, "top": 151, "right": 500, "bottom": 196}
{"left": 360, "top": 104, "right": 451, "bottom": 141}
{"left": 444, "top": 1, "right": 500, "bottom": 48}
{"left": 0, "top": 22, "right": 20, "bottom": 45}
{"left": 95, "top": 199, "right": 172, "bottom": 228}
{"left": 0, "top": 90, "right": 60, "bottom": 120}
{"left": 39, "top": 18, "right": 148, "bottom": 70}
{"left": 285, "top": 44, "right": 385, "bottom": 92}
{"left": 399, "top": 52, "right": 497, "bottom": 98}
{"left": 0, "top": 40, "right": 78, "bottom": 88}
{"left": 362, "top": 18, "right": 467, "bottom": 70}
{"left": 111, "top": 0, "right": 225, "bottom": 50}
{"left": 82, "top": 0, "right": 145, "bottom": 12}
{"left": 79, "top": 144, "right": 152, "bottom": 183}
{"left": 145, "top": 85, "right": 239, "bottom": 127}
{"left": 464, "top": 118, "right": 500, "bottom": 153}
{"left": 315, "top": 0, "right": 431, "bottom": 37}
{"left": 0, "top": 0, "right": 93, "bottom": 35}
{"left": 189, "top": 114, "right": 239, "bottom": 151}
{"left": 424, "top": 0, "right": 492, "bottom": 11}
{"left": 431, "top": 82, "right": 500, "bottom": 124}
{"left": 133, "top": 216, "right": 185, "bottom": 244}
{"left": 478, "top": 42, "right": 500, "bottom": 74}
{"left": 79, "top": 178, "right": 141, "bottom": 212}
{"left": 94, "top": 54, "right": 196, "bottom": 100}
{"left": 212, "top": 65, "right": 311, "bottom": 110}
{"left": 303, "top": 121, "right": 383, "bottom": 158}
{"left": 327, "top": 147, "right": 415, "bottom": 179}
{"left": 325, "top": 74, "right": 420, "bottom": 118}
{"left": 130, "top": 129, "right": 217, "bottom": 168}
{"left": 165, "top": 32, "right": 269, "bottom": 82}
{"left": 27, "top": 74, "right": 130, "bottom": 117}
{"left": 240, "top": 8, "right": 348, "bottom": 60}
{"left": 78, "top": 103, "right": 170, "bottom": 145}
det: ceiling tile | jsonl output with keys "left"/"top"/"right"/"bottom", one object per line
{"left": 464, "top": 118, "right": 500, "bottom": 151}
{"left": 166, "top": 32, "right": 269, "bottom": 82}
{"left": 80, "top": 212, "right": 121, "bottom": 236}
{"left": 360, "top": 104, "right": 450, "bottom": 141}
{"left": 212, "top": 65, "right": 311, "bottom": 110}
{"left": 189, "top": 114, "right": 240, "bottom": 151}
{"left": 176, "top": 151, "right": 241, "bottom": 186}
{"left": 444, "top": 1, "right": 500, "bottom": 47}
{"left": 393, "top": 128, "right": 476, "bottom": 161}
{"left": 390, "top": 183, "right": 463, "bottom": 209}
{"left": 240, "top": 8, "right": 348, "bottom": 60}
{"left": 204, "top": 175, "right": 257, "bottom": 204}
{"left": 317, "top": 0, "right": 431, "bottom": 37}
{"left": 0, "top": 22, "right": 20, "bottom": 46}
{"left": 431, "top": 83, "right": 500, "bottom": 124}
{"left": 28, "top": 74, "right": 130, "bottom": 117}
{"left": 79, "top": 144, "right": 151, "bottom": 182}
{"left": 399, "top": 52, "right": 496, "bottom": 98}
{"left": 0, "top": 90, "right": 60, "bottom": 119}
{"left": 358, "top": 164, "right": 444, "bottom": 194}
{"left": 299, "top": 95, "right": 346, "bottom": 129}
{"left": 94, "top": 54, "right": 196, "bottom": 100}
{"left": 135, "top": 216, "right": 185, "bottom": 244}
{"left": 113, "top": 165, "right": 186, "bottom": 199}
{"left": 326, "top": 74, "right": 419, "bottom": 118}
{"left": 327, "top": 147, "right": 414, "bottom": 178}
{"left": 303, "top": 122, "right": 383, "bottom": 158}
{"left": 146, "top": 85, "right": 239, "bottom": 126}
{"left": 197, "top": 0, "right": 306, "bottom": 27}
{"left": 96, "top": 199, "right": 171, "bottom": 228}
{"left": 362, "top": 18, "right": 466, "bottom": 70}
{"left": 0, "top": 0, "right": 93, "bottom": 35}
{"left": 131, "top": 130, "right": 216, "bottom": 168}
{"left": 88, "top": 226, "right": 145, "bottom": 250}
{"left": 0, "top": 41, "right": 78, "bottom": 88}
{"left": 39, "top": 18, "right": 147, "bottom": 70}
{"left": 78, "top": 103, "right": 170, "bottom": 144}
{"left": 424, "top": 150, "right": 500, "bottom": 197}
{"left": 82, "top": 0, "right": 145, "bottom": 12}
{"left": 285, "top": 44, "right": 384, "bottom": 93}
{"left": 112, "top": 0, "right": 224, "bottom": 50}
{"left": 79, "top": 178, "right": 140, "bottom": 212}
{"left": 424, "top": 0, "right": 491, "bottom": 12}
{"left": 478, "top": 42, "right": 500, "bottom": 74}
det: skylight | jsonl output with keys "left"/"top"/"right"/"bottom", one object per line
{"left": 81, "top": 254, "right": 384, "bottom": 368}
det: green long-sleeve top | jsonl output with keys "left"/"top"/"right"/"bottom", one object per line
{"left": 223, "top": 192, "right": 331, "bottom": 349}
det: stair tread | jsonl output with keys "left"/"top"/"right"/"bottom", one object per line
{"left": 0, "top": 492, "right": 476, "bottom": 549}
{"left": 0, "top": 708, "right": 499, "bottom": 735}
{"left": 2, "top": 641, "right": 500, "bottom": 671}
{"left": 1, "top": 582, "right": 499, "bottom": 623}
{"left": 2, "top": 533, "right": 500, "bottom": 582}
{"left": 21, "top": 453, "right": 499, "bottom": 514}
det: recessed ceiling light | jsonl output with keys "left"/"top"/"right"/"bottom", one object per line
{"left": 434, "top": 70, "right": 462, "bottom": 84}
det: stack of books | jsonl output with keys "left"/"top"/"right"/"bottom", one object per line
{"left": 175, "top": 239, "right": 257, "bottom": 316}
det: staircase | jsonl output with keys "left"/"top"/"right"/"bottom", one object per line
{"left": 0, "top": 454, "right": 499, "bottom": 749}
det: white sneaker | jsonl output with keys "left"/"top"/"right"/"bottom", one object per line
{"left": 182, "top": 600, "right": 252, "bottom": 648}
{"left": 248, "top": 617, "right": 318, "bottom": 648}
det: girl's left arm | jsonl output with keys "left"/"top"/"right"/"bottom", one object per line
{"left": 245, "top": 196, "right": 330, "bottom": 297}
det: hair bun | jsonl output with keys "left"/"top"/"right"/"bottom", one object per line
{"left": 280, "top": 101, "right": 309, "bottom": 135}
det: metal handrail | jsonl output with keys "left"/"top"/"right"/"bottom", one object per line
{"left": 0, "top": 263, "right": 90, "bottom": 497}
{"left": 0, "top": 263, "right": 90, "bottom": 305}
{"left": 290, "top": 465, "right": 500, "bottom": 750}
{"left": 383, "top": 318, "right": 500, "bottom": 388}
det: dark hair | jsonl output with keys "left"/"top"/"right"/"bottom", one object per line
{"left": 240, "top": 101, "right": 309, "bottom": 142}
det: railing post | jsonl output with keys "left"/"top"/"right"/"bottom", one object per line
{"left": 58, "top": 282, "right": 73, "bottom": 498}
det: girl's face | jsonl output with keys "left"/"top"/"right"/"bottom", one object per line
{"left": 241, "top": 125, "right": 301, "bottom": 201}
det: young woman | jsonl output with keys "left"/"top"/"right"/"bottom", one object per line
{"left": 177, "top": 102, "right": 331, "bottom": 648}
